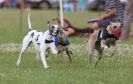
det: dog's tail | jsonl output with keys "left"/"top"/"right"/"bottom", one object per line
{"left": 62, "top": 18, "right": 94, "bottom": 37}
{"left": 52, "top": 18, "right": 94, "bottom": 37}
{"left": 28, "top": 9, "right": 32, "bottom": 31}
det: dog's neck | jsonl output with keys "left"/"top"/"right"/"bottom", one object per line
{"left": 44, "top": 30, "right": 55, "bottom": 40}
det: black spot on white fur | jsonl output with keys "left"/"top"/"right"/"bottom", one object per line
{"left": 36, "top": 35, "right": 40, "bottom": 41}
{"left": 31, "top": 32, "right": 34, "bottom": 38}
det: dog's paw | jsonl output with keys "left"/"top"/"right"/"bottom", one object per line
{"left": 16, "top": 60, "right": 21, "bottom": 66}
{"left": 104, "top": 46, "right": 108, "bottom": 49}
{"left": 45, "top": 66, "right": 50, "bottom": 69}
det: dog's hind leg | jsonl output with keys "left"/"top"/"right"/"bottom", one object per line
{"left": 110, "top": 45, "right": 117, "bottom": 57}
{"left": 40, "top": 44, "right": 49, "bottom": 69}
{"left": 59, "top": 48, "right": 66, "bottom": 63}
{"left": 33, "top": 44, "right": 41, "bottom": 60}
{"left": 87, "top": 39, "right": 95, "bottom": 65}
{"left": 87, "top": 30, "right": 98, "bottom": 65}
{"left": 16, "top": 35, "right": 32, "bottom": 66}
{"left": 35, "top": 47, "right": 41, "bottom": 61}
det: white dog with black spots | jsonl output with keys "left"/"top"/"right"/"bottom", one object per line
{"left": 16, "top": 10, "right": 61, "bottom": 69}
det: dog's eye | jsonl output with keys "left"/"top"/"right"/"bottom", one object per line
{"left": 52, "top": 26, "right": 55, "bottom": 28}
{"left": 113, "top": 26, "right": 117, "bottom": 28}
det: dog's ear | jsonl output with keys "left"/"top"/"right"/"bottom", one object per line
{"left": 47, "top": 21, "right": 52, "bottom": 28}
{"left": 47, "top": 21, "right": 50, "bottom": 24}
{"left": 47, "top": 21, "right": 50, "bottom": 26}
{"left": 47, "top": 21, "right": 52, "bottom": 32}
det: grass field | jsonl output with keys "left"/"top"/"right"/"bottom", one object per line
{"left": 0, "top": 9, "right": 133, "bottom": 84}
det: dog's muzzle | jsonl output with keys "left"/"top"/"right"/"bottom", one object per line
{"left": 49, "top": 29, "right": 59, "bottom": 36}
{"left": 111, "top": 28, "right": 122, "bottom": 38}
{"left": 53, "top": 30, "right": 60, "bottom": 36}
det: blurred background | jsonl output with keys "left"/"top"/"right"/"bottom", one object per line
{"left": 0, "top": 0, "right": 105, "bottom": 11}
{"left": 1, "top": 1, "right": 133, "bottom": 84}
{"left": 0, "top": 0, "right": 108, "bottom": 44}
{"left": 0, "top": 0, "right": 128, "bottom": 43}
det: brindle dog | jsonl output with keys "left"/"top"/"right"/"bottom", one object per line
{"left": 56, "top": 28, "right": 72, "bottom": 63}
{"left": 87, "top": 22, "right": 122, "bottom": 67}
{"left": 48, "top": 19, "right": 73, "bottom": 63}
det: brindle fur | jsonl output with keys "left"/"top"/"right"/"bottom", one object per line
{"left": 87, "top": 30, "right": 118, "bottom": 67}
{"left": 56, "top": 29, "right": 72, "bottom": 63}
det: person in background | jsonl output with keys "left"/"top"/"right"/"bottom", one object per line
{"left": 4, "top": 0, "right": 11, "bottom": 7}
{"left": 63, "top": 0, "right": 74, "bottom": 12}
{"left": 64, "top": 0, "right": 125, "bottom": 48}
{"left": 0, "top": 0, "right": 4, "bottom": 8}
{"left": 77, "top": 0, "right": 87, "bottom": 11}
{"left": 72, "top": 0, "right": 78, "bottom": 11}
{"left": 120, "top": 0, "right": 133, "bottom": 40}
{"left": 11, "top": 0, "right": 17, "bottom": 8}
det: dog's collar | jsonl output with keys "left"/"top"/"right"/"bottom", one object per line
{"left": 49, "top": 32, "right": 53, "bottom": 36}
{"left": 49, "top": 29, "right": 53, "bottom": 36}
{"left": 49, "top": 32, "right": 58, "bottom": 37}
{"left": 45, "top": 39, "right": 54, "bottom": 43}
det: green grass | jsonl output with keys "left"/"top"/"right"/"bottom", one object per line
{"left": 0, "top": 9, "right": 133, "bottom": 84}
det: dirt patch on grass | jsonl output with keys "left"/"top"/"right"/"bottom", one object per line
{"left": 0, "top": 43, "right": 133, "bottom": 57}
{"left": 0, "top": 43, "right": 34, "bottom": 53}
{"left": 70, "top": 44, "right": 133, "bottom": 57}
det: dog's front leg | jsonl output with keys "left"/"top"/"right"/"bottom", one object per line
{"left": 58, "top": 47, "right": 66, "bottom": 63}
{"left": 50, "top": 43, "right": 58, "bottom": 54}
{"left": 110, "top": 42, "right": 117, "bottom": 57}
{"left": 95, "top": 53, "right": 102, "bottom": 67}
{"left": 40, "top": 44, "right": 49, "bottom": 69}
{"left": 35, "top": 49, "right": 41, "bottom": 60}
{"left": 113, "top": 40, "right": 119, "bottom": 54}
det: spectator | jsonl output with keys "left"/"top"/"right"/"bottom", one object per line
{"left": 64, "top": 0, "right": 125, "bottom": 48}
{"left": 120, "top": 0, "right": 127, "bottom": 3}
{"left": 77, "top": 0, "right": 87, "bottom": 11}
{"left": 4, "top": 0, "right": 12, "bottom": 7}
{"left": 72, "top": 0, "right": 78, "bottom": 11}
{"left": 63, "top": 0, "right": 74, "bottom": 12}
{"left": 11, "top": 0, "right": 17, "bottom": 8}
{"left": 121, "top": 0, "right": 133, "bottom": 40}
{"left": 0, "top": 0, "right": 4, "bottom": 8}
